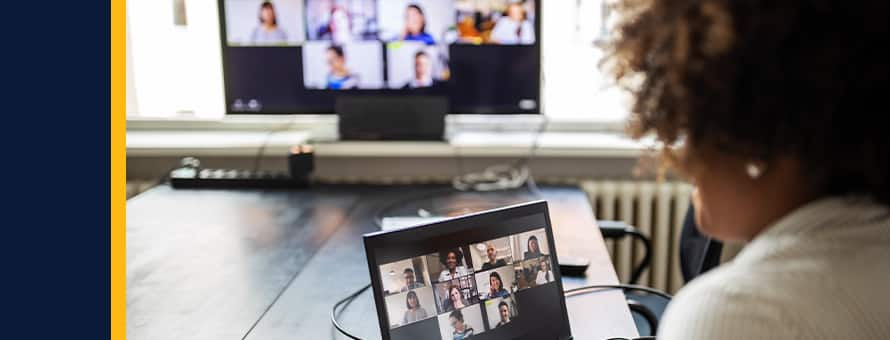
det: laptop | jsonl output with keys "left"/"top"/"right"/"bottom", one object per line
{"left": 364, "top": 200, "right": 572, "bottom": 340}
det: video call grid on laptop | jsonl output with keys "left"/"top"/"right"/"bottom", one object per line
{"left": 364, "top": 201, "right": 573, "bottom": 340}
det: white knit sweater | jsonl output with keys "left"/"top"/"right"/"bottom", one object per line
{"left": 658, "top": 197, "right": 890, "bottom": 339}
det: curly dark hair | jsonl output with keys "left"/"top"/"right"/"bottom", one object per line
{"left": 604, "top": 0, "right": 889, "bottom": 204}
{"left": 439, "top": 248, "right": 464, "bottom": 266}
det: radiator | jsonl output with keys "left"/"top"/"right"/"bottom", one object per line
{"left": 579, "top": 180, "right": 694, "bottom": 294}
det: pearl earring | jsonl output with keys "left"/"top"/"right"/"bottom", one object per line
{"left": 745, "top": 161, "right": 766, "bottom": 179}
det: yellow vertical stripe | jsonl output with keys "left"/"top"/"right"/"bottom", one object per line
{"left": 111, "top": 0, "right": 126, "bottom": 338}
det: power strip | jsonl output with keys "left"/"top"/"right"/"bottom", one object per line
{"left": 169, "top": 168, "right": 309, "bottom": 189}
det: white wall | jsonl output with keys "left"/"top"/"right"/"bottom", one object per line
{"left": 128, "top": 0, "right": 225, "bottom": 117}
{"left": 377, "top": 0, "right": 455, "bottom": 43}
{"left": 224, "top": 0, "right": 306, "bottom": 45}
{"left": 302, "top": 41, "right": 384, "bottom": 89}
{"left": 437, "top": 304, "right": 486, "bottom": 339}
{"left": 384, "top": 286, "right": 437, "bottom": 328}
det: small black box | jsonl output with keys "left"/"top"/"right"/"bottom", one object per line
{"left": 336, "top": 96, "right": 448, "bottom": 141}
{"left": 288, "top": 145, "right": 315, "bottom": 178}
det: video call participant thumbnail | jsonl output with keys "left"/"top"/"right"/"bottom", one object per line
{"left": 224, "top": 0, "right": 304, "bottom": 46}
{"left": 475, "top": 264, "right": 515, "bottom": 300}
{"left": 485, "top": 271, "right": 510, "bottom": 299}
{"left": 454, "top": 0, "right": 536, "bottom": 45}
{"left": 437, "top": 248, "right": 471, "bottom": 281}
{"left": 324, "top": 45, "right": 358, "bottom": 89}
{"left": 433, "top": 279, "right": 480, "bottom": 314}
{"left": 516, "top": 255, "right": 554, "bottom": 289}
{"left": 304, "top": 0, "right": 379, "bottom": 44}
{"left": 489, "top": 1, "right": 535, "bottom": 45}
{"left": 383, "top": 286, "right": 436, "bottom": 329}
{"left": 534, "top": 257, "right": 554, "bottom": 285}
{"left": 402, "top": 268, "right": 424, "bottom": 292}
{"left": 386, "top": 42, "right": 449, "bottom": 89}
{"left": 480, "top": 241, "right": 508, "bottom": 270}
{"left": 252, "top": 1, "right": 288, "bottom": 43}
{"left": 379, "top": 0, "right": 454, "bottom": 45}
{"left": 302, "top": 41, "right": 385, "bottom": 90}
{"left": 401, "top": 4, "right": 435, "bottom": 45}
{"left": 437, "top": 305, "right": 486, "bottom": 340}
{"left": 379, "top": 257, "right": 428, "bottom": 295}
{"left": 485, "top": 297, "right": 517, "bottom": 329}
{"left": 402, "top": 290, "right": 429, "bottom": 324}
{"left": 523, "top": 235, "right": 545, "bottom": 260}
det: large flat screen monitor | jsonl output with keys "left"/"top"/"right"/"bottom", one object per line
{"left": 217, "top": 0, "right": 541, "bottom": 114}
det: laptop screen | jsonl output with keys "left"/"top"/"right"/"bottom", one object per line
{"left": 364, "top": 201, "right": 572, "bottom": 340}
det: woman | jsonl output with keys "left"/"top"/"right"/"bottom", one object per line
{"left": 324, "top": 45, "right": 358, "bottom": 90}
{"left": 250, "top": 1, "right": 288, "bottom": 44}
{"left": 522, "top": 236, "right": 542, "bottom": 260}
{"left": 605, "top": 0, "right": 890, "bottom": 338}
{"left": 401, "top": 291, "right": 428, "bottom": 325}
{"left": 489, "top": 2, "right": 534, "bottom": 45}
{"left": 401, "top": 4, "right": 435, "bottom": 45}
{"left": 445, "top": 285, "right": 467, "bottom": 312}
{"left": 448, "top": 309, "right": 475, "bottom": 340}
{"left": 534, "top": 258, "right": 552, "bottom": 285}
{"left": 486, "top": 272, "right": 510, "bottom": 299}
{"left": 316, "top": 6, "right": 352, "bottom": 45}
{"left": 438, "top": 249, "right": 469, "bottom": 281}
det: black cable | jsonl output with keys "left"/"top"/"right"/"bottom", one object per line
{"left": 564, "top": 283, "right": 673, "bottom": 301}
{"left": 520, "top": 114, "right": 549, "bottom": 197}
{"left": 451, "top": 115, "right": 549, "bottom": 193}
{"left": 252, "top": 120, "right": 298, "bottom": 173}
{"left": 331, "top": 284, "right": 371, "bottom": 340}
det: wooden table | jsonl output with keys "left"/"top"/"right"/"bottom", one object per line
{"left": 126, "top": 185, "right": 638, "bottom": 340}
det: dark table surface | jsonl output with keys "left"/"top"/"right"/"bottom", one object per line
{"left": 126, "top": 185, "right": 637, "bottom": 340}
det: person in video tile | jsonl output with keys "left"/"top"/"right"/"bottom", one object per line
{"left": 316, "top": 5, "right": 353, "bottom": 44}
{"left": 485, "top": 272, "right": 510, "bottom": 299}
{"left": 495, "top": 301, "right": 512, "bottom": 327}
{"left": 489, "top": 2, "right": 535, "bottom": 45}
{"left": 438, "top": 249, "right": 470, "bottom": 281}
{"left": 401, "top": 4, "right": 436, "bottom": 45}
{"left": 402, "top": 290, "right": 429, "bottom": 324}
{"left": 534, "top": 257, "right": 554, "bottom": 285}
{"left": 523, "top": 235, "right": 544, "bottom": 260}
{"left": 449, "top": 309, "right": 476, "bottom": 340}
{"left": 480, "top": 242, "right": 507, "bottom": 271}
{"left": 401, "top": 268, "right": 423, "bottom": 292}
{"left": 324, "top": 45, "right": 359, "bottom": 89}
{"left": 250, "top": 1, "right": 288, "bottom": 44}
{"left": 445, "top": 284, "right": 469, "bottom": 311}
{"left": 409, "top": 51, "right": 434, "bottom": 88}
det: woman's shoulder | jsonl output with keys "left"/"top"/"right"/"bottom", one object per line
{"left": 658, "top": 265, "right": 796, "bottom": 339}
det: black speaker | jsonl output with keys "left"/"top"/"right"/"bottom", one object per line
{"left": 336, "top": 96, "right": 448, "bottom": 141}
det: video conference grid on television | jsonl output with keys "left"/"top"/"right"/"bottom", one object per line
{"left": 223, "top": 0, "right": 537, "bottom": 91}
{"left": 377, "top": 228, "right": 556, "bottom": 340}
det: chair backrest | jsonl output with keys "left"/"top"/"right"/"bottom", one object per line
{"left": 678, "top": 203, "right": 723, "bottom": 283}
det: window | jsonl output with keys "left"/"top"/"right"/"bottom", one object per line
{"left": 126, "top": 0, "right": 627, "bottom": 124}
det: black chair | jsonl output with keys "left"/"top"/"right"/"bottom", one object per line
{"left": 598, "top": 203, "right": 724, "bottom": 336}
